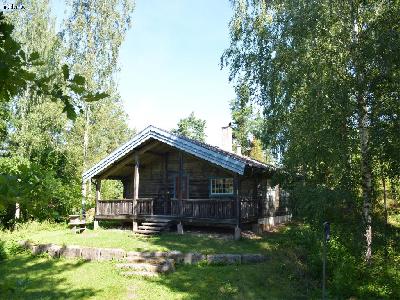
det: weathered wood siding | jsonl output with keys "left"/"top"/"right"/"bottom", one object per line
{"left": 116, "top": 148, "right": 286, "bottom": 218}
{"left": 122, "top": 150, "right": 238, "bottom": 199}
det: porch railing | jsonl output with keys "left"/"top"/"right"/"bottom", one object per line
{"left": 97, "top": 199, "right": 133, "bottom": 216}
{"left": 97, "top": 197, "right": 260, "bottom": 221}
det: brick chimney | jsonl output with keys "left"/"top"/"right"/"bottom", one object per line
{"left": 221, "top": 123, "right": 233, "bottom": 152}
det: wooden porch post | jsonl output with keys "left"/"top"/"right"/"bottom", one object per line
{"left": 94, "top": 179, "right": 101, "bottom": 230}
{"left": 177, "top": 151, "right": 184, "bottom": 234}
{"left": 163, "top": 153, "right": 168, "bottom": 214}
{"left": 132, "top": 153, "right": 139, "bottom": 231}
{"left": 81, "top": 179, "right": 87, "bottom": 218}
{"left": 234, "top": 174, "right": 241, "bottom": 240}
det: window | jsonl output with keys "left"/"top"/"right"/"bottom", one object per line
{"left": 210, "top": 178, "right": 234, "bottom": 195}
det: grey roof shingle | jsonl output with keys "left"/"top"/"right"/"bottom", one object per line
{"left": 82, "top": 125, "right": 275, "bottom": 181}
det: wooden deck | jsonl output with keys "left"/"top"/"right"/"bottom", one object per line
{"left": 96, "top": 197, "right": 259, "bottom": 224}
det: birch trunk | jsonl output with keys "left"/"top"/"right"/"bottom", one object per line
{"left": 358, "top": 94, "right": 373, "bottom": 261}
{"left": 82, "top": 104, "right": 91, "bottom": 205}
{"left": 352, "top": 5, "right": 373, "bottom": 262}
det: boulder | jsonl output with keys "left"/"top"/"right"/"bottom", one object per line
{"left": 47, "top": 244, "right": 62, "bottom": 258}
{"left": 166, "top": 250, "right": 183, "bottom": 262}
{"left": 99, "top": 248, "right": 126, "bottom": 261}
{"left": 80, "top": 247, "right": 100, "bottom": 261}
{"left": 241, "top": 254, "right": 266, "bottom": 264}
{"left": 35, "top": 243, "right": 53, "bottom": 255}
{"left": 59, "top": 245, "right": 82, "bottom": 259}
{"left": 183, "top": 252, "right": 205, "bottom": 264}
{"left": 207, "top": 254, "right": 241, "bottom": 264}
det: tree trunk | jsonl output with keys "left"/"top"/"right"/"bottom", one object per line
{"left": 382, "top": 176, "right": 388, "bottom": 258}
{"left": 82, "top": 104, "right": 91, "bottom": 205}
{"left": 15, "top": 203, "right": 20, "bottom": 219}
{"left": 352, "top": 5, "right": 373, "bottom": 262}
{"left": 358, "top": 94, "right": 373, "bottom": 262}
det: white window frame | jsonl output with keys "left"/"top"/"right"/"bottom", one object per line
{"left": 210, "top": 178, "right": 234, "bottom": 196}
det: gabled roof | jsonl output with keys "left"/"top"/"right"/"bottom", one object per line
{"left": 82, "top": 125, "right": 275, "bottom": 181}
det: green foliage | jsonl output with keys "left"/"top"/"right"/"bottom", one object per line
{"left": 172, "top": 112, "right": 207, "bottom": 142}
{"left": 223, "top": 0, "right": 400, "bottom": 296}
{"left": 0, "top": 0, "right": 134, "bottom": 227}
{"left": 230, "top": 82, "right": 253, "bottom": 152}
{"left": 0, "top": 12, "right": 108, "bottom": 122}
{"left": 249, "top": 138, "right": 266, "bottom": 162}
{"left": 0, "top": 156, "right": 80, "bottom": 224}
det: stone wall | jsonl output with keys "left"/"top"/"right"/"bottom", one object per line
{"left": 18, "top": 240, "right": 268, "bottom": 265}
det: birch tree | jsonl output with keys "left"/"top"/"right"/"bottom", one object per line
{"left": 222, "top": 0, "right": 400, "bottom": 260}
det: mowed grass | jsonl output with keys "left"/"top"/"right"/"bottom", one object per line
{"left": 0, "top": 252, "right": 309, "bottom": 300}
{"left": 25, "top": 225, "right": 275, "bottom": 254}
{"left": 0, "top": 222, "right": 318, "bottom": 299}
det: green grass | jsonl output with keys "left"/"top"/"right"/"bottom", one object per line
{"left": 24, "top": 226, "right": 274, "bottom": 254}
{"left": 2, "top": 220, "right": 399, "bottom": 299}
{"left": 0, "top": 252, "right": 309, "bottom": 300}
{"left": 0, "top": 222, "right": 316, "bottom": 299}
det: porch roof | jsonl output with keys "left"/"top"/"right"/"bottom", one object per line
{"left": 82, "top": 125, "right": 275, "bottom": 181}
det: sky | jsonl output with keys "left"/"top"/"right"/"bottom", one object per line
{"left": 52, "top": 0, "right": 237, "bottom": 147}
{"left": 118, "top": 0, "right": 236, "bottom": 146}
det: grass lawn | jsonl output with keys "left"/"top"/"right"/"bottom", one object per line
{"left": 0, "top": 222, "right": 318, "bottom": 299}
{"left": 0, "top": 252, "right": 308, "bottom": 300}
{"left": 24, "top": 226, "right": 276, "bottom": 254}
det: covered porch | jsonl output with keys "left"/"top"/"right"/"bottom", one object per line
{"left": 95, "top": 196, "right": 260, "bottom": 225}
{"left": 82, "top": 126, "right": 279, "bottom": 237}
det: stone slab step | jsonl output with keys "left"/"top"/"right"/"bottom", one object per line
{"left": 138, "top": 225, "right": 166, "bottom": 230}
{"left": 141, "top": 218, "right": 172, "bottom": 223}
{"left": 141, "top": 222, "right": 169, "bottom": 227}
{"left": 120, "top": 270, "right": 159, "bottom": 277}
{"left": 116, "top": 260, "right": 174, "bottom": 273}
{"left": 133, "top": 229, "right": 161, "bottom": 234}
{"left": 124, "top": 257, "right": 167, "bottom": 264}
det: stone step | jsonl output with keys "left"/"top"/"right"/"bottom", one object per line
{"left": 120, "top": 270, "right": 159, "bottom": 277}
{"left": 133, "top": 229, "right": 161, "bottom": 234}
{"left": 138, "top": 225, "right": 166, "bottom": 230}
{"left": 141, "top": 222, "right": 169, "bottom": 227}
{"left": 116, "top": 259, "right": 174, "bottom": 273}
{"left": 124, "top": 257, "right": 167, "bottom": 264}
{"left": 141, "top": 218, "right": 172, "bottom": 223}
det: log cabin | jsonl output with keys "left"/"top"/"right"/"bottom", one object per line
{"left": 82, "top": 125, "right": 289, "bottom": 238}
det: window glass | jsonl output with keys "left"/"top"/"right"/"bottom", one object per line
{"left": 210, "top": 178, "right": 233, "bottom": 195}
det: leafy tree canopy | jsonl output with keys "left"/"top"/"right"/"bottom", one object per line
{"left": 172, "top": 112, "right": 207, "bottom": 142}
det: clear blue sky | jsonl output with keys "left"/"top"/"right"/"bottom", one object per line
{"left": 119, "top": 0, "right": 235, "bottom": 146}
{"left": 54, "top": 0, "right": 236, "bottom": 146}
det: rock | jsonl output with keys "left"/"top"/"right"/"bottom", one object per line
{"left": 241, "top": 254, "right": 266, "bottom": 264}
{"left": 18, "top": 240, "right": 31, "bottom": 248}
{"left": 234, "top": 226, "right": 241, "bottom": 240}
{"left": 126, "top": 251, "right": 142, "bottom": 258}
{"left": 31, "top": 245, "right": 40, "bottom": 255}
{"left": 99, "top": 248, "right": 126, "bottom": 261}
{"left": 35, "top": 243, "right": 53, "bottom": 255}
{"left": 81, "top": 247, "right": 100, "bottom": 261}
{"left": 47, "top": 244, "right": 62, "bottom": 258}
{"left": 183, "top": 252, "right": 205, "bottom": 264}
{"left": 121, "top": 270, "right": 159, "bottom": 277}
{"left": 207, "top": 254, "right": 241, "bottom": 264}
{"left": 60, "top": 245, "right": 82, "bottom": 259}
{"left": 158, "top": 259, "right": 175, "bottom": 273}
{"left": 116, "top": 258, "right": 174, "bottom": 273}
{"left": 166, "top": 250, "right": 183, "bottom": 262}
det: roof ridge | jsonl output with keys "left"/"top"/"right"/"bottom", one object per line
{"left": 82, "top": 125, "right": 274, "bottom": 181}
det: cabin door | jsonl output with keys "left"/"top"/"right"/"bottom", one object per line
{"left": 174, "top": 175, "right": 189, "bottom": 199}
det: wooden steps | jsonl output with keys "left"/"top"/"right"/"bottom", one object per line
{"left": 133, "top": 219, "right": 173, "bottom": 235}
